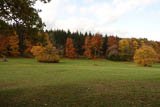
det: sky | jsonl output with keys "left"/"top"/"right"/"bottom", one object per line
{"left": 35, "top": 0, "right": 160, "bottom": 41}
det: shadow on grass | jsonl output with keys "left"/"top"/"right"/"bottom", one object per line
{"left": 1, "top": 81, "right": 160, "bottom": 107}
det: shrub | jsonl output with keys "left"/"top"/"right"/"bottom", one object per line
{"left": 107, "top": 55, "right": 120, "bottom": 61}
{"left": 134, "top": 45, "right": 158, "bottom": 67}
{"left": 31, "top": 46, "right": 44, "bottom": 56}
{"left": 31, "top": 45, "right": 60, "bottom": 63}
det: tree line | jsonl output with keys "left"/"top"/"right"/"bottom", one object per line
{"left": 1, "top": 0, "right": 159, "bottom": 66}
{"left": 1, "top": 29, "right": 160, "bottom": 62}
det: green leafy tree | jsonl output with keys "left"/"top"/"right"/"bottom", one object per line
{"left": 0, "top": 0, "right": 51, "bottom": 54}
{"left": 0, "top": 0, "right": 50, "bottom": 29}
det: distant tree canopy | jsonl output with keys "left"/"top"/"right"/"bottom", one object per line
{"left": 1, "top": 28, "right": 160, "bottom": 66}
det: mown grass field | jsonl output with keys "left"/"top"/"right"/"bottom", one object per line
{"left": 0, "top": 58, "right": 160, "bottom": 107}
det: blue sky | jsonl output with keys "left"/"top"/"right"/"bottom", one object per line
{"left": 36, "top": 0, "right": 160, "bottom": 41}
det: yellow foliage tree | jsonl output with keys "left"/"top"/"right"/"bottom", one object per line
{"left": 119, "top": 39, "right": 131, "bottom": 60}
{"left": 149, "top": 41, "right": 160, "bottom": 62}
{"left": 31, "top": 45, "right": 60, "bottom": 63}
{"left": 31, "top": 46, "right": 44, "bottom": 57}
{"left": 45, "top": 33, "right": 52, "bottom": 46}
{"left": 8, "top": 33, "right": 20, "bottom": 56}
{"left": 132, "top": 40, "right": 139, "bottom": 52}
{"left": 119, "top": 39, "right": 130, "bottom": 55}
{"left": 134, "top": 45, "right": 158, "bottom": 67}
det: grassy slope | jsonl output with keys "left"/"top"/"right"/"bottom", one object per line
{"left": 0, "top": 58, "right": 160, "bottom": 107}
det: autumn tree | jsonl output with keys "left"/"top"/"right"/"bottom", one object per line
{"left": 31, "top": 45, "right": 60, "bottom": 63}
{"left": 0, "top": 0, "right": 51, "bottom": 54}
{"left": 156, "top": 42, "right": 160, "bottom": 62}
{"left": 106, "top": 45, "right": 119, "bottom": 61}
{"left": 45, "top": 33, "right": 52, "bottom": 46}
{"left": 65, "top": 38, "right": 77, "bottom": 58}
{"left": 24, "top": 39, "right": 33, "bottom": 57}
{"left": 149, "top": 41, "right": 160, "bottom": 62}
{"left": 106, "top": 36, "right": 119, "bottom": 60}
{"left": 139, "top": 39, "right": 149, "bottom": 46}
{"left": 134, "top": 45, "right": 158, "bottom": 67}
{"left": 130, "top": 38, "right": 139, "bottom": 55}
{"left": 8, "top": 33, "right": 20, "bottom": 56}
{"left": 149, "top": 41, "right": 160, "bottom": 52}
{"left": 0, "top": 35, "right": 9, "bottom": 56}
{"left": 90, "top": 34, "right": 103, "bottom": 58}
{"left": 119, "top": 39, "right": 131, "bottom": 61}
{"left": 83, "top": 36, "right": 92, "bottom": 59}
{"left": 107, "top": 36, "right": 118, "bottom": 48}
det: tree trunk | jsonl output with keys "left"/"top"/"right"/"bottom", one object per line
{"left": 2, "top": 55, "right": 7, "bottom": 62}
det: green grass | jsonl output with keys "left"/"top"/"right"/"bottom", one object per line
{"left": 0, "top": 58, "right": 160, "bottom": 107}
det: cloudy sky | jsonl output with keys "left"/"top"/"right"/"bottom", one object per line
{"left": 36, "top": 0, "right": 160, "bottom": 41}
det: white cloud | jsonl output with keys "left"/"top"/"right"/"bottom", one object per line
{"left": 35, "top": 0, "right": 160, "bottom": 40}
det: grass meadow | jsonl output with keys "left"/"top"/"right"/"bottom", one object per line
{"left": 0, "top": 58, "right": 160, "bottom": 107}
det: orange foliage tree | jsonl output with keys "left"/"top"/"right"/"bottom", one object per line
{"left": 0, "top": 35, "right": 9, "bottom": 56}
{"left": 134, "top": 45, "right": 158, "bottom": 67}
{"left": 107, "top": 36, "right": 118, "bottom": 48}
{"left": 83, "top": 36, "right": 92, "bottom": 59}
{"left": 65, "top": 37, "right": 77, "bottom": 58}
{"left": 8, "top": 33, "right": 20, "bottom": 56}
{"left": 106, "top": 36, "right": 119, "bottom": 60}
{"left": 90, "top": 34, "right": 103, "bottom": 58}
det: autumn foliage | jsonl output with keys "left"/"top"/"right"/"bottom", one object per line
{"left": 83, "top": 36, "right": 92, "bottom": 59}
{"left": 1, "top": 29, "right": 160, "bottom": 67}
{"left": 0, "top": 35, "right": 8, "bottom": 56}
{"left": 106, "top": 45, "right": 119, "bottom": 61}
{"left": 130, "top": 39, "right": 139, "bottom": 55}
{"left": 107, "top": 36, "right": 118, "bottom": 48}
{"left": 24, "top": 39, "right": 33, "bottom": 57}
{"left": 134, "top": 45, "right": 158, "bottom": 67}
{"left": 65, "top": 38, "right": 77, "bottom": 58}
{"left": 118, "top": 39, "right": 131, "bottom": 61}
{"left": 8, "top": 33, "right": 20, "bottom": 56}
{"left": 31, "top": 45, "right": 60, "bottom": 63}
{"left": 106, "top": 36, "right": 119, "bottom": 60}
{"left": 90, "top": 34, "right": 103, "bottom": 58}
{"left": 83, "top": 35, "right": 103, "bottom": 59}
